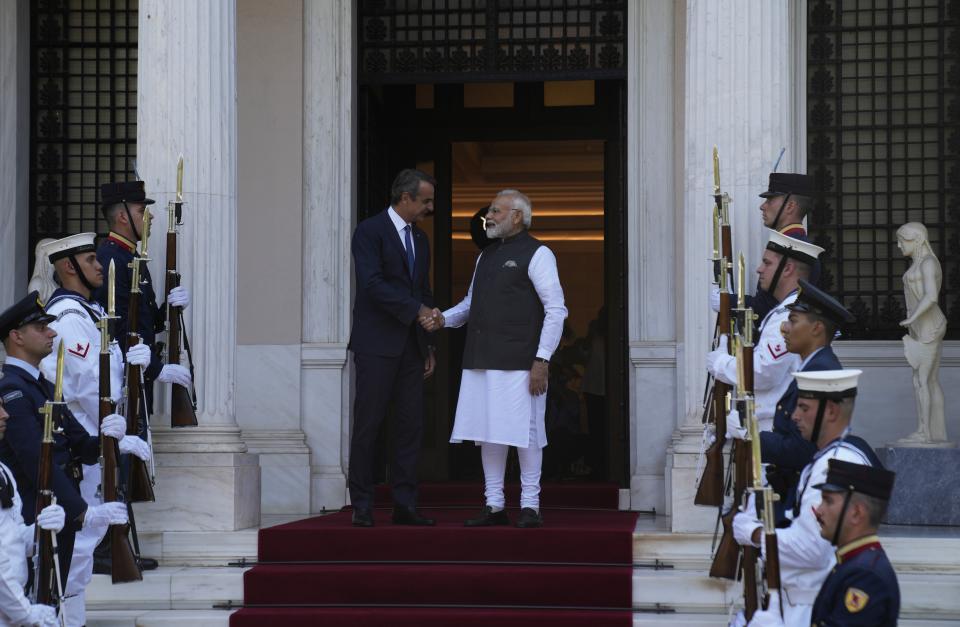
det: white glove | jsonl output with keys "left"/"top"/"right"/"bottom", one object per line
{"left": 725, "top": 408, "right": 747, "bottom": 441}
{"left": 728, "top": 610, "right": 747, "bottom": 627}
{"left": 747, "top": 595, "right": 785, "bottom": 627}
{"left": 119, "top": 435, "right": 152, "bottom": 462}
{"left": 705, "top": 335, "right": 729, "bottom": 376}
{"left": 26, "top": 604, "right": 58, "bottom": 627}
{"left": 36, "top": 504, "right": 65, "bottom": 533}
{"left": 168, "top": 285, "right": 190, "bottom": 309}
{"left": 125, "top": 342, "right": 152, "bottom": 367}
{"left": 710, "top": 283, "right": 721, "bottom": 313}
{"left": 158, "top": 363, "right": 192, "bottom": 388}
{"left": 84, "top": 501, "right": 128, "bottom": 529}
{"left": 101, "top": 413, "right": 127, "bottom": 440}
{"left": 733, "top": 509, "right": 762, "bottom": 548}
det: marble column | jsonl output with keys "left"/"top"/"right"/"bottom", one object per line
{"left": 133, "top": 0, "right": 259, "bottom": 532}
{"left": 0, "top": 0, "right": 29, "bottom": 318}
{"left": 301, "top": 0, "right": 355, "bottom": 511}
{"left": 668, "top": 0, "right": 803, "bottom": 532}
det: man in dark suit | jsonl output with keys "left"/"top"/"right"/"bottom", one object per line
{"left": 348, "top": 169, "right": 438, "bottom": 527}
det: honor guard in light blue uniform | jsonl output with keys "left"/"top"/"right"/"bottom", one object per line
{"left": 0, "top": 294, "right": 129, "bottom": 606}
{"left": 0, "top": 399, "right": 64, "bottom": 627}
{"left": 749, "top": 459, "right": 900, "bottom": 626}
{"left": 40, "top": 234, "right": 153, "bottom": 626}
{"left": 733, "top": 370, "right": 881, "bottom": 627}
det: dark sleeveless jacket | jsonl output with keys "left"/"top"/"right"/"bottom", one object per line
{"left": 462, "top": 231, "right": 544, "bottom": 371}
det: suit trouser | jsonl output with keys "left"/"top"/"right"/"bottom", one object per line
{"left": 348, "top": 330, "right": 424, "bottom": 510}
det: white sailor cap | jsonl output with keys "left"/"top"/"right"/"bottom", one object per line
{"left": 765, "top": 229, "right": 825, "bottom": 266}
{"left": 794, "top": 369, "right": 861, "bottom": 400}
{"left": 46, "top": 233, "right": 97, "bottom": 263}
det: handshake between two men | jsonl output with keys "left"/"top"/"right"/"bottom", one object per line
{"left": 418, "top": 305, "right": 444, "bottom": 332}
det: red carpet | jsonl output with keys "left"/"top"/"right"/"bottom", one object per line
{"left": 232, "top": 483, "right": 637, "bottom": 626}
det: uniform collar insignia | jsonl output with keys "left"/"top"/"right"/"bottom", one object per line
{"left": 107, "top": 231, "right": 137, "bottom": 253}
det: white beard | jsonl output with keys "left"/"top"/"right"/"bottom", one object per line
{"left": 485, "top": 220, "right": 508, "bottom": 239}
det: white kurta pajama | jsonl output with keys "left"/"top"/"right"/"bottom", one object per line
{"left": 443, "top": 244, "right": 567, "bottom": 509}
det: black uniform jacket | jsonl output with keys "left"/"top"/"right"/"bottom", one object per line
{"left": 94, "top": 232, "right": 164, "bottom": 381}
{"left": 0, "top": 363, "right": 98, "bottom": 527}
{"left": 811, "top": 535, "right": 900, "bottom": 626}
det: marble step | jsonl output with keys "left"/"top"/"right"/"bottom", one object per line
{"left": 633, "top": 529, "right": 960, "bottom": 574}
{"left": 133, "top": 529, "right": 259, "bottom": 567}
{"left": 87, "top": 609, "right": 234, "bottom": 627}
{"left": 632, "top": 569, "right": 960, "bottom": 619}
{"left": 85, "top": 567, "right": 247, "bottom": 611}
{"left": 632, "top": 614, "right": 960, "bottom": 626}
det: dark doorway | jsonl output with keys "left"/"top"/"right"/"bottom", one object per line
{"left": 357, "top": 79, "right": 628, "bottom": 485}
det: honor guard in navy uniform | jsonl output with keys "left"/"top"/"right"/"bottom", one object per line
{"left": 707, "top": 231, "right": 824, "bottom": 433}
{"left": 749, "top": 459, "right": 900, "bottom": 626}
{"left": 40, "top": 234, "right": 153, "bottom": 626}
{"left": 733, "top": 370, "right": 882, "bottom": 627}
{"left": 727, "top": 279, "right": 854, "bottom": 523}
{"left": 93, "top": 181, "right": 192, "bottom": 412}
{"left": 0, "top": 294, "right": 129, "bottom": 589}
{"left": 0, "top": 399, "right": 64, "bottom": 627}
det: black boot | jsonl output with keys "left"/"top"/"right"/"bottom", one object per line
{"left": 464, "top": 506, "right": 510, "bottom": 527}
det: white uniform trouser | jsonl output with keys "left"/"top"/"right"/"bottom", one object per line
{"left": 480, "top": 414, "right": 543, "bottom": 511}
{"left": 63, "top": 464, "right": 108, "bottom": 627}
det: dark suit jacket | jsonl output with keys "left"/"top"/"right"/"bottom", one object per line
{"left": 348, "top": 209, "right": 433, "bottom": 358}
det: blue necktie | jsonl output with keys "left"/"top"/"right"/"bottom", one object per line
{"left": 404, "top": 225, "right": 415, "bottom": 279}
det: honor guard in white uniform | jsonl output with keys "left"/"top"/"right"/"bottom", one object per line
{"left": 707, "top": 230, "right": 824, "bottom": 431}
{"left": 39, "top": 234, "right": 152, "bottom": 627}
{"left": 0, "top": 388, "right": 65, "bottom": 627}
{"left": 734, "top": 370, "right": 883, "bottom": 627}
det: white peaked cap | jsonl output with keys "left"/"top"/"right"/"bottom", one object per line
{"left": 765, "top": 229, "right": 825, "bottom": 265}
{"left": 794, "top": 369, "right": 862, "bottom": 398}
{"left": 45, "top": 232, "right": 97, "bottom": 262}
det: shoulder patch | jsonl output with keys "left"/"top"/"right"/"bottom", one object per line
{"left": 2, "top": 391, "right": 23, "bottom": 403}
{"left": 844, "top": 587, "right": 869, "bottom": 613}
{"left": 66, "top": 341, "right": 91, "bottom": 359}
{"left": 767, "top": 342, "right": 789, "bottom": 359}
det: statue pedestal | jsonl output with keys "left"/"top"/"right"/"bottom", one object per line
{"left": 878, "top": 447, "right": 960, "bottom": 526}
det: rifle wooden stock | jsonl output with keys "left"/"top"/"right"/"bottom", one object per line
{"left": 763, "top": 531, "right": 782, "bottom": 611}
{"left": 695, "top": 291, "right": 733, "bottom": 507}
{"left": 743, "top": 545, "right": 760, "bottom": 620}
{"left": 708, "top": 510, "right": 740, "bottom": 579}
{"left": 100, "top": 337, "right": 142, "bottom": 583}
{"left": 33, "top": 409, "right": 56, "bottom": 606}
{"left": 124, "top": 279, "right": 156, "bottom": 504}
{"left": 165, "top": 225, "right": 197, "bottom": 428}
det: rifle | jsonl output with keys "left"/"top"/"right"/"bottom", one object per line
{"left": 166, "top": 155, "right": 198, "bottom": 428}
{"left": 122, "top": 209, "right": 156, "bottom": 503}
{"left": 32, "top": 342, "right": 65, "bottom": 621}
{"left": 747, "top": 364, "right": 782, "bottom": 617}
{"left": 98, "top": 260, "right": 142, "bottom": 583}
{"left": 695, "top": 148, "right": 734, "bottom": 506}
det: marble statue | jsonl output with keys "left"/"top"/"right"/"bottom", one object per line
{"left": 896, "top": 222, "right": 951, "bottom": 447}
{"left": 26, "top": 238, "right": 57, "bottom": 303}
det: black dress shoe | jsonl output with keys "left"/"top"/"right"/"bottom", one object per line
{"left": 464, "top": 506, "right": 510, "bottom": 527}
{"left": 352, "top": 508, "right": 375, "bottom": 527}
{"left": 515, "top": 507, "right": 543, "bottom": 528}
{"left": 391, "top": 506, "right": 435, "bottom": 526}
{"left": 139, "top": 557, "right": 159, "bottom": 571}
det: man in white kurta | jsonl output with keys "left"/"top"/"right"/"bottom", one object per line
{"left": 39, "top": 234, "right": 152, "bottom": 627}
{"left": 431, "top": 190, "right": 566, "bottom": 528}
{"left": 734, "top": 370, "right": 880, "bottom": 627}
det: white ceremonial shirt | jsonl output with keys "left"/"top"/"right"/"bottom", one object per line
{"left": 443, "top": 243, "right": 567, "bottom": 448}
{"left": 763, "top": 435, "right": 874, "bottom": 627}
{"left": 708, "top": 292, "right": 801, "bottom": 431}
{"left": 40, "top": 292, "right": 124, "bottom": 437}
{"left": 0, "top": 464, "right": 35, "bottom": 627}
